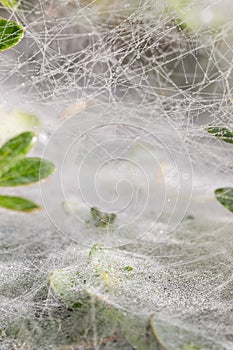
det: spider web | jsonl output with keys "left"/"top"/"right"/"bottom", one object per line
{"left": 0, "top": 0, "right": 233, "bottom": 349}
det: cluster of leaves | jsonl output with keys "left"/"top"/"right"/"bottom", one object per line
{"left": 0, "top": 132, "right": 54, "bottom": 212}
{"left": 46, "top": 244, "right": 204, "bottom": 350}
{"left": 0, "top": 0, "right": 23, "bottom": 52}
{"left": 207, "top": 126, "right": 233, "bottom": 213}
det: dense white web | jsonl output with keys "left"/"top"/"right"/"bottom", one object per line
{"left": 0, "top": 1, "right": 233, "bottom": 349}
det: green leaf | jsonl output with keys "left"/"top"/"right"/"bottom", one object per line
{"left": 0, "top": 18, "right": 24, "bottom": 52}
{"left": 122, "top": 315, "right": 166, "bottom": 350}
{"left": 150, "top": 314, "right": 208, "bottom": 350}
{"left": 215, "top": 187, "right": 233, "bottom": 213}
{"left": 49, "top": 269, "right": 83, "bottom": 308}
{"left": 88, "top": 243, "right": 107, "bottom": 260}
{"left": 0, "top": 157, "right": 55, "bottom": 186}
{"left": 90, "top": 206, "right": 116, "bottom": 227}
{"left": 0, "top": 195, "right": 40, "bottom": 212}
{"left": 124, "top": 265, "right": 134, "bottom": 272}
{"left": 49, "top": 269, "right": 148, "bottom": 349}
{"left": 206, "top": 126, "right": 233, "bottom": 144}
{"left": 0, "top": 132, "right": 36, "bottom": 160}
{"left": 0, "top": 0, "right": 18, "bottom": 8}
{"left": 183, "top": 343, "right": 201, "bottom": 350}
{"left": 0, "top": 132, "right": 36, "bottom": 174}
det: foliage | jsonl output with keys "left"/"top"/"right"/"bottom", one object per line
{"left": 215, "top": 188, "right": 233, "bottom": 213}
{"left": 0, "top": 18, "right": 23, "bottom": 51}
{"left": 0, "top": 132, "right": 55, "bottom": 212}
{"left": 0, "top": 195, "right": 39, "bottom": 211}
{"left": 47, "top": 244, "right": 211, "bottom": 350}
{"left": 207, "top": 126, "right": 233, "bottom": 213}
{"left": 0, "top": 0, "right": 18, "bottom": 8}
{"left": 89, "top": 207, "right": 117, "bottom": 228}
{"left": 206, "top": 126, "right": 233, "bottom": 144}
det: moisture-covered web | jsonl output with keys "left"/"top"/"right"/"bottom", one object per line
{"left": 0, "top": 1, "right": 233, "bottom": 349}
{"left": 1, "top": 0, "right": 233, "bottom": 167}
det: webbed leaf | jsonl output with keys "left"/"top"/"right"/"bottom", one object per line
{"left": 0, "top": 19, "right": 24, "bottom": 52}
{"left": 49, "top": 269, "right": 84, "bottom": 308}
{"left": 124, "top": 265, "right": 134, "bottom": 271}
{"left": 0, "top": 157, "right": 55, "bottom": 186}
{"left": 90, "top": 206, "right": 116, "bottom": 227}
{"left": 49, "top": 269, "right": 122, "bottom": 341}
{"left": 0, "top": 195, "right": 39, "bottom": 212}
{"left": 206, "top": 126, "right": 233, "bottom": 144}
{"left": 150, "top": 314, "right": 213, "bottom": 350}
{"left": 88, "top": 243, "right": 107, "bottom": 260}
{"left": 49, "top": 247, "right": 166, "bottom": 350}
{"left": 215, "top": 187, "right": 233, "bottom": 213}
{"left": 122, "top": 314, "right": 167, "bottom": 350}
{"left": 183, "top": 343, "right": 201, "bottom": 350}
{"left": 49, "top": 269, "right": 162, "bottom": 350}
